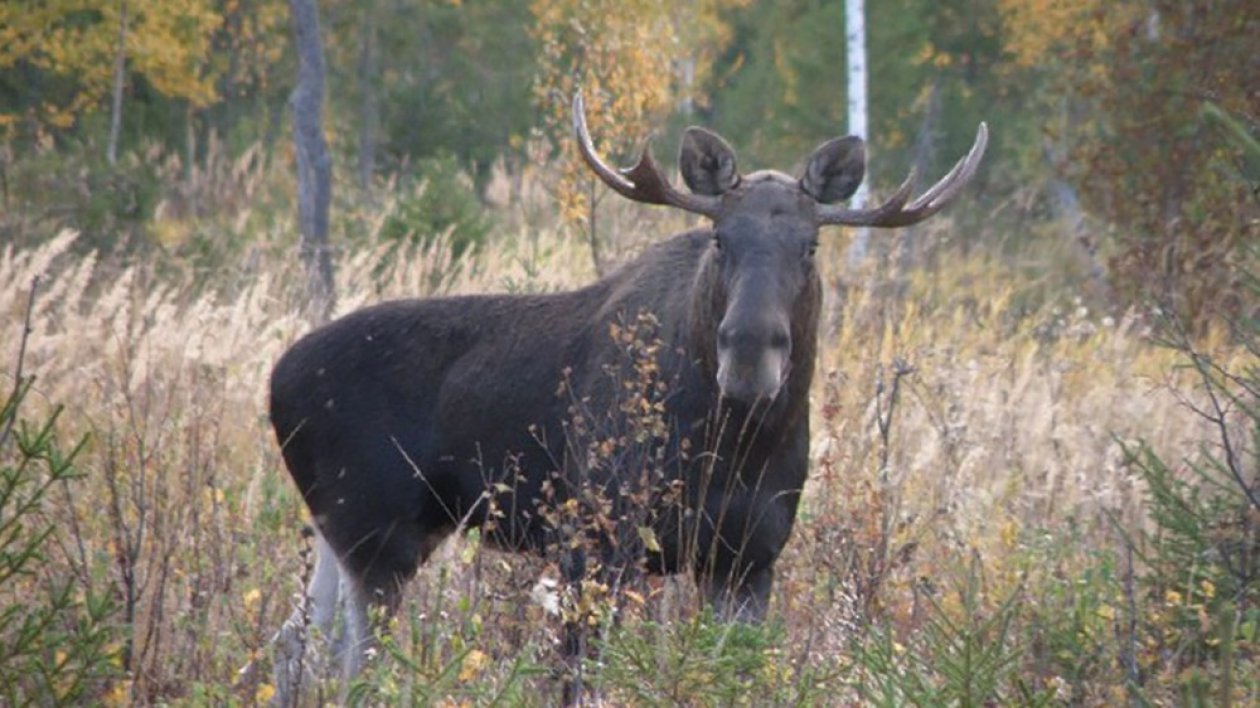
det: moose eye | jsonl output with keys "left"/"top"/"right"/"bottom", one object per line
{"left": 806, "top": 241, "right": 819, "bottom": 258}
{"left": 711, "top": 233, "right": 723, "bottom": 251}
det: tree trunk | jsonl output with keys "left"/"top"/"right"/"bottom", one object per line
{"left": 355, "top": 1, "right": 379, "bottom": 195}
{"left": 1044, "top": 138, "right": 1112, "bottom": 301}
{"left": 1046, "top": 96, "right": 1112, "bottom": 301}
{"left": 107, "top": 1, "right": 128, "bottom": 166}
{"left": 898, "top": 80, "right": 941, "bottom": 276}
{"left": 842, "top": 0, "right": 870, "bottom": 274}
{"left": 289, "top": 0, "right": 335, "bottom": 323}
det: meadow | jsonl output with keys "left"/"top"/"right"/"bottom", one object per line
{"left": 1, "top": 145, "right": 1255, "bottom": 706}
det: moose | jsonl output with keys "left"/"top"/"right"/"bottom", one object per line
{"left": 266, "top": 93, "right": 987, "bottom": 698}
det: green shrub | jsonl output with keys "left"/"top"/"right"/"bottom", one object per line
{"left": 0, "top": 379, "right": 122, "bottom": 704}
{"left": 2, "top": 143, "right": 161, "bottom": 255}
{"left": 853, "top": 561, "right": 1044, "bottom": 707}
{"left": 1117, "top": 294, "right": 1259, "bottom": 703}
{"left": 380, "top": 153, "right": 494, "bottom": 259}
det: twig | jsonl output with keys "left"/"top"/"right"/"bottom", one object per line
{"left": 875, "top": 358, "right": 916, "bottom": 476}
{"left": 1161, "top": 308, "right": 1260, "bottom": 510}
{"left": 1121, "top": 539, "right": 1141, "bottom": 704}
{"left": 0, "top": 276, "right": 40, "bottom": 451}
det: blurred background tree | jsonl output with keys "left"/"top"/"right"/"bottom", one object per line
{"left": 530, "top": 0, "right": 744, "bottom": 272}
{"left": 999, "top": 0, "right": 1259, "bottom": 321}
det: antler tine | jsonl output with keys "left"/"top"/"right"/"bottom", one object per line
{"left": 818, "top": 122, "right": 988, "bottom": 227}
{"left": 572, "top": 92, "right": 721, "bottom": 217}
{"left": 907, "top": 122, "right": 988, "bottom": 211}
{"left": 572, "top": 93, "right": 637, "bottom": 198}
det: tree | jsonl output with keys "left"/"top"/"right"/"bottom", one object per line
{"left": 288, "top": 0, "right": 333, "bottom": 323}
{"left": 0, "top": 0, "right": 219, "bottom": 150}
{"left": 319, "top": 0, "right": 538, "bottom": 197}
{"left": 843, "top": 0, "right": 871, "bottom": 272}
{"left": 999, "top": 0, "right": 1260, "bottom": 323}
{"left": 531, "top": 0, "right": 744, "bottom": 272}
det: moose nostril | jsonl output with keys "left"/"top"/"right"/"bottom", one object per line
{"left": 770, "top": 330, "right": 790, "bottom": 350}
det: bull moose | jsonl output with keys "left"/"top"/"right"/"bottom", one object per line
{"left": 267, "top": 93, "right": 987, "bottom": 698}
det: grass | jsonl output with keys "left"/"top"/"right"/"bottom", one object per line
{"left": 0, "top": 149, "right": 1255, "bottom": 705}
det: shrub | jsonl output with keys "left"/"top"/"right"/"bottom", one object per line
{"left": 0, "top": 378, "right": 122, "bottom": 704}
{"left": 380, "top": 153, "right": 494, "bottom": 260}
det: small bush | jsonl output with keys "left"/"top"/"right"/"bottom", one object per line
{"left": 380, "top": 153, "right": 494, "bottom": 259}
{"left": 0, "top": 378, "right": 122, "bottom": 704}
{"left": 1116, "top": 297, "right": 1258, "bottom": 703}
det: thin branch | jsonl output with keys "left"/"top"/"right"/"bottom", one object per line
{"left": 1162, "top": 309, "right": 1259, "bottom": 509}
{"left": 0, "top": 276, "right": 40, "bottom": 452}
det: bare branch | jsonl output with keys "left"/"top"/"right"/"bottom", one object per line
{"left": 0, "top": 276, "right": 39, "bottom": 452}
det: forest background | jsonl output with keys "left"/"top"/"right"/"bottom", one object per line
{"left": 0, "top": 0, "right": 1256, "bottom": 704}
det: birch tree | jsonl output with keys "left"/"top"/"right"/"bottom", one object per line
{"left": 842, "top": 0, "right": 870, "bottom": 273}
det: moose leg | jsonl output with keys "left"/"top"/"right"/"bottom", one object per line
{"left": 557, "top": 545, "right": 590, "bottom": 706}
{"left": 698, "top": 561, "right": 773, "bottom": 623}
{"left": 694, "top": 487, "right": 795, "bottom": 624}
{"left": 308, "top": 532, "right": 344, "bottom": 643}
{"left": 272, "top": 530, "right": 345, "bottom": 707}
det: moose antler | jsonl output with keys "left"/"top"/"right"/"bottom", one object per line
{"left": 816, "top": 122, "right": 988, "bottom": 227}
{"left": 573, "top": 92, "right": 723, "bottom": 218}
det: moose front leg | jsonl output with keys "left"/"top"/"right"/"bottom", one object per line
{"left": 698, "top": 561, "right": 774, "bottom": 623}
{"left": 693, "top": 483, "right": 797, "bottom": 624}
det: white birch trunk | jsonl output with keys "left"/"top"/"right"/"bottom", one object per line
{"left": 107, "top": 1, "right": 128, "bottom": 166}
{"left": 843, "top": 0, "right": 870, "bottom": 272}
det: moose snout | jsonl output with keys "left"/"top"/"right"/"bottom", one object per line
{"left": 715, "top": 319, "right": 791, "bottom": 404}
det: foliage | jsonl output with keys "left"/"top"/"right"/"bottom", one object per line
{"left": 1117, "top": 303, "right": 1259, "bottom": 702}
{"left": 999, "top": 0, "right": 1260, "bottom": 325}
{"left": 598, "top": 612, "right": 836, "bottom": 705}
{"left": 854, "top": 563, "right": 1038, "bottom": 707}
{"left": 379, "top": 154, "right": 494, "bottom": 260}
{"left": 322, "top": 0, "right": 537, "bottom": 193}
{"left": 0, "top": 0, "right": 220, "bottom": 145}
{"left": 0, "top": 363, "right": 121, "bottom": 703}
{"left": 0, "top": 141, "right": 163, "bottom": 254}
{"left": 531, "top": 0, "right": 743, "bottom": 268}
{"left": 706, "top": 0, "right": 1011, "bottom": 184}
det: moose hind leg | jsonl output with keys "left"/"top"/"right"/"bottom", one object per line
{"left": 336, "top": 518, "right": 449, "bottom": 683}
{"left": 272, "top": 530, "right": 345, "bottom": 706}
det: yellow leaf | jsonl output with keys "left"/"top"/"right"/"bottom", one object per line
{"left": 103, "top": 680, "right": 131, "bottom": 707}
{"left": 458, "top": 649, "right": 489, "bottom": 682}
{"left": 243, "top": 588, "right": 262, "bottom": 613}
{"left": 637, "top": 526, "right": 661, "bottom": 553}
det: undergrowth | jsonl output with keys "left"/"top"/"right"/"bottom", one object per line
{"left": 0, "top": 150, "right": 1255, "bottom": 704}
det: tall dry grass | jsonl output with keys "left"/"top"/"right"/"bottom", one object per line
{"left": 0, "top": 167, "right": 1251, "bottom": 703}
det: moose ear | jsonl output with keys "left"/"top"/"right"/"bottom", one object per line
{"left": 679, "top": 127, "right": 739, "bottom": 196}
{"left": 800, "top": 136, "right": 865, "bottom": 204}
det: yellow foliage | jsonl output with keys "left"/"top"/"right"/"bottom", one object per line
{"left": 254, "top": 682, "right": 276, "bottom": 704}
{"left": 530, "top": 0, "right": 746, "bottom": 236}
{"left": 458, "top": 648, "right": 489, "bottom": 682}
{"left": 997, "top": 0, "right": 1107, "bottom": 68}
{"left": 0, "top": 0, "right": 291, "bottom": 136}
{"left": 102, "top": 680, "right": 132, "bottom": 706}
